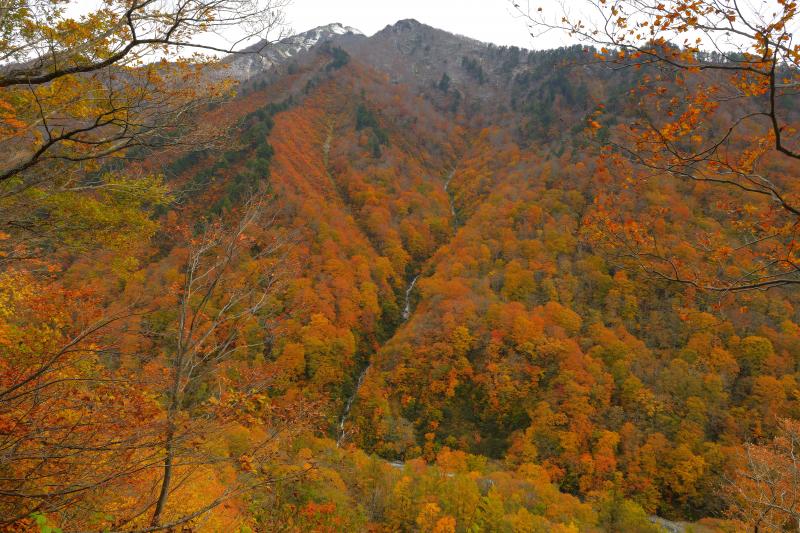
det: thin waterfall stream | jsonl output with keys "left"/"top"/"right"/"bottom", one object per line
{"left": 336, "top": 364, "right": 369, "bottom": 447}
{"left": 443, "top": 168, "right": 456, "bottom": 219}
{"left": 401, "top": 274, "right": 419, "bottom": 321}
{"left": 336, "top": 168, "right": 456, "bottom": 447}
{"left": 337, "top": 274, "right": 419, "bottom": 447}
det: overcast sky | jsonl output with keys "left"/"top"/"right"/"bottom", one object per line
{"left": 283, "top": 0, "right": 570, "bottom": 50}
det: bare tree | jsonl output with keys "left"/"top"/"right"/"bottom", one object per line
{"left": 726, "top": 419, "right": 800, "bottom": 532}
{"left": 0, "top": 194, "right": 315, "bottom": 531}
{"left": 148, "top": 194, "right": 300, "bottom": 529}
{"left": 0, "top": 2, "right": 308, "bottom": 529}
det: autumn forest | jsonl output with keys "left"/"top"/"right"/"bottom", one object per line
{"left": 2, "top": 0, "right": 800, "bottom": 531}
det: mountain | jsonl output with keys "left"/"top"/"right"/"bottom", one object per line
{"left": 156, "top": 20, "right": 766, "bottom": 529}
{"left": 12, "top": 16, "right": 800, "bottom": 532}
{"left": 224, "top": 22, "right": 364, "bottom": 79}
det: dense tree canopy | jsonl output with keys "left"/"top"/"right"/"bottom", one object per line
{"left": 2, "top": 2, "right": 800, "bottom": 531}
{"left": 513, "top": 0, "right": 800, "bottom": 292}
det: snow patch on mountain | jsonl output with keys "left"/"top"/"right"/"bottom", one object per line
{"left": 224, "top": 23, "right": 363, "bottom": 80}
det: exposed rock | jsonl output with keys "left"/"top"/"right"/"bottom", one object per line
{"left": 223, "top": 23, "right": 364, "bottom": 80}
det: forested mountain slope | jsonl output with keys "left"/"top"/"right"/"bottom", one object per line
{"left": 162, "top": 19, "right": 800, "bottom": 527}
{"left": 5, "top": 16, "right": 800, "bottom": 532}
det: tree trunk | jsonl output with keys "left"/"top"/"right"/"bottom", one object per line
{"left": 151, "top": 346, "right": 184, "bottom": 527}
{"left": 150, "top": 422, "right": 176, "bottom": 527}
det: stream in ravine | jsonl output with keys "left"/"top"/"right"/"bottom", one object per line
{"left": 333, "top": 167, "right": 684, "bottom": 530}
{"left": 401, "top": 275, "right": 419, "bottom": 321}
{"left": 443, "top": 168, "right": 456, "bottom": 219}
{"left": 337, "top": 273, "right": 419, "bottom": 447}
{"left": 336, "top": 168, "right": 457, "bottom": 447}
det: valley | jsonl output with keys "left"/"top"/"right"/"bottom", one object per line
{"left": 4, "top": 5, "right": 800, "bottom": 531}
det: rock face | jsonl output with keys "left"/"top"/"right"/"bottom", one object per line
{"left": 223, "top": 23, "right": 364, "bottom": 79}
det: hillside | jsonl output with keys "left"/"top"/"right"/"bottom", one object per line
{"left": 159, "top": 20, "right": 800, "bottom": 528}
{"left": 4, "top": 13, "right": 800, "bottom": 532}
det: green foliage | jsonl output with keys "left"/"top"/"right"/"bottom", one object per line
{"left": 438, "top": 72, "right": 451, "bottom": 92}
{"left": 325, "top": 45, "right": 350, "bottom": 71}
{"left": 735, "top": 336, "right": 774, "bottom": 376}
{"left": 176, "top": 99, "right": 292, "bottom": 214}
{"left": 1, "top": 171, "right": 170, "bottom": 272}
{"left": 355, "top": 104, "right": 379, "bottom": 131}
{"left": 596, "top": 487, "right": 664, "bottom": 533}
{"left": 31, "top": 513, "right": 63, "bottom": 533}
{"left": 462, "top": 56, "right": 486, "bottom": 84}
{"left": 355, "top": 103, "right": 389, "bottom": 158}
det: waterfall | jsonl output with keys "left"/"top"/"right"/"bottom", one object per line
{"left": 337, "top": 168, "right": 457, "bottom": 448}
{"left": 402, "top": 275, "right": 419, "bottom": 321}
{"left": 336, "top": 364, "right": 369, "bottom": 447}
{"left": 444, "top": 168, "right": 456, "bottom": 218}
{"left": 337, "top": 274, "right": 419, "bottom": 447}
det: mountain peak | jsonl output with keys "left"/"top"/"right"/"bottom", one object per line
{"left": 394, "top": 19, "right": 422, "bottom": 28}
{"left": 224, "top": 22, "right": 363, "bottom": 80}
{"left": 315, "top": 22, "right": 363, "bottom": 36}
{"left": 281, "top": 23, "right": 363, "bottom": 47}
{"left": 382, "top": 19, "right": 425, "bottom": 33}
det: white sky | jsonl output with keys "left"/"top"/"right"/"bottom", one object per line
{"left": 283, "top": 0, "right": 570, "bottom": 50}
{"left": 282, "top": 0, "right": 800, "bottom": 55}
